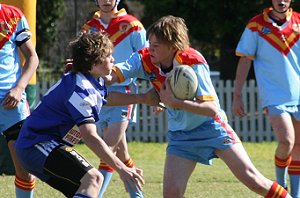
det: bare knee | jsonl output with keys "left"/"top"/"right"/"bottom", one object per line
{"left": 163, "top": 182, "right": 184, "bottom": 198}
{"left": 81, "top": 168, "right": 103, "bottom": 189}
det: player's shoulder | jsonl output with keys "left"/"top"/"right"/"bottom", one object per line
{"left": 0, "top": 4, "right": 24, "bottom": 18}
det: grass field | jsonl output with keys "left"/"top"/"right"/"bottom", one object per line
{"left": 0, "top": 142, "right": 279, "bottom": 198}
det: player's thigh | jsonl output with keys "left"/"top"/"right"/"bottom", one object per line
{"left": 267, "top": 114, "right": 294, "bottom": 141}
{"left": 216, "top": 143, "right": 264, "bottom": 183}
{"left": 163, "top": 153, "right": 196, "bottom": 188}
{"left": 44, "top": 145, "right": 94, "bottom": 196}
{"left": 104, "top": 120, "right": 129, "bottom": 147}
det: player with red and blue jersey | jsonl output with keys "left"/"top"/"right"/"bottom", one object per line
{"left": 0, "top": 3, "right": 39, "bottom": 198}
{"left": 105, "top": 15, "right": 292, "bottom": 198}
{"left": 81, "top": 0, "right": 148, "bottom": 197}
{"left": 233, "top": 1, "right": 300, "bottom": 196}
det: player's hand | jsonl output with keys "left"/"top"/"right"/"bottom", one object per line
{"left": 64, "top": 59, "right": 73, "bottom": 73}
{"left": 232, "top": 94, "right": 247, "bottom": 117}
{"left": 152, "top": 105, "right": 165, "bottom": 116}
{"left": 2, "top": 86, "right": 23, "bottom": 109}
{"left": 159, "top": 80, "right": 179, "bottom": 108}
{"left": 119, "top": 167, "right": 145, "bottom": 193}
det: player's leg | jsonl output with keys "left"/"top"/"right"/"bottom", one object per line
{"left": 98, "top": 120, "right": 129, "bottom": 198}
{"left": 265, "top": 106, "right": 294, "bottom": 189}
{"left": 1, "top": 97, "right": 35, "bottom": 198}
{"left": 47, "top": 145, "right": 102, "bottom": 197}
{"left": 163, "top": 153, "right": 196, "bottom": 198}
{"left": 216, "top": 143, "right": 291, "bottom": 197}
{"left": 116, "top": 137, "right": 144, "bottom": 198}
{"left": 288, "top": 116, "right": 300, "bottom": 197}
{"left": 17, "top": 142, "right": 103, "bottom": 198}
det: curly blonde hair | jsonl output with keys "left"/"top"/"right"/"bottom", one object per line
{"left": 147, "top": 15, "right": 190, "bottom": 51}
{"left": 70, "top": 32, "right": 113, "bottom": 73}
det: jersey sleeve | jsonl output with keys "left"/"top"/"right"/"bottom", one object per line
{"left": 194, "top": 64, "right": 217, "bottom": 101}
{"left": 235, "top": 26, "right": 258, "bottom": 59}
{"left": 114, "top": 52, "right": 149, "bottom": 82}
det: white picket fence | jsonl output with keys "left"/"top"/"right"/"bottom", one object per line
{"left": 36, "top": 79, "right": 275, "bottom": 143}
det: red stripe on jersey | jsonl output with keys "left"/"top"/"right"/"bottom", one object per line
{"left": 139, "top": 48, "right": 166, "bottom": 92}
{"left": 81, "top": 10, "right": 144, "bottom": 47}
{"left": 0, "top": 4, "right": 23, "bottom": 49}
{"left": 175, "top": 47, "right": 207, "bottom": 65}
{"left": 247, "top": 8, "right": 300, "bottom": 56}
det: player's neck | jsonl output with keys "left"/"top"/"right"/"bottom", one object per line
{"left": 100, "top": 9, "right": 118, "bottom": 24}
{"left": 270, "top": 10, "right": 287, "bottom": 20}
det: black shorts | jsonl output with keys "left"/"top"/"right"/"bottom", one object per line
{"left": 44, "top": 144, "right": 93, "bottom": 198}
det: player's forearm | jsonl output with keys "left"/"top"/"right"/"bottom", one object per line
{"left": 17, "top": 40, "right": 39, "bottom": 90}
{"left": 106, "top": 92, "right": 147, "bottom": 106}
{"left": 171, "top": 99, "right": 218, "bottom": 117}
{"left": 106, "top": 88, "right": 160, "bottom": 106}
{"left": 80, "top": 124, "right": 127, "bottom": 172}
{"left": 234, "top": 57, "right": 252, "bottom": 97}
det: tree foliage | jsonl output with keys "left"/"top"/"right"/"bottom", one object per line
{"left": 36, "top": 0, "right": 65, "bottom": 61}
{"left": 140, "top": 0, "right": 300, "bottom": 79}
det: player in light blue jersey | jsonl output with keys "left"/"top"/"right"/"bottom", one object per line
{"left": 233, "top": 1, "right": 300, "bottom": 196}
{"left": 81, "top": 1, "right": 148, "bottom": 197}
{"left": 105, "top": 15, "right": 291, "bottom": 198}
{"left": 14, "top": 32, "right": 159, "bottom": 198}
{"left": 0, "top": 4, "right": 39, "bottom": 198}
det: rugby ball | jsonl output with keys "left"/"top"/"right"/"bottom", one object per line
{"left": 167, "top": 65, "right": 198, "bottom": 100}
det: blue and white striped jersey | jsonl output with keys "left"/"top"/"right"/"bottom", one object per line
{"left": 15, "top": 72, "right": 107, "bottom": 148}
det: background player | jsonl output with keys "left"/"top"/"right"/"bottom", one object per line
{"left": 0, "top": 3, "right": 38, "bottom": 197}
{"left": 81, "top": 0, "right": 148, "bottom": 197}
{"left": 233, "top": 0, "right": 300, "bottom": 196}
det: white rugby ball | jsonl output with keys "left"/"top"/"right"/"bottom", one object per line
{"left": 168, "top": 65, "right": 198, "bottom": 100}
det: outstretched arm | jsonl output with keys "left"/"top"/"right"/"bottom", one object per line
{"left": 80, "top": 123, "right": 144, "bottom": 192}
{"left": 106, "top": 88, "right": 160, "bottom": 107}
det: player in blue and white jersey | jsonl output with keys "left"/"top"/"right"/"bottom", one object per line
{"left": 233, "top": 1, "right": 300, "bottom": 196}
{"left": 105, "top": 15, "right": 291, "bottom": 198}
{"left": 14, "top": 32, "right": 158, "bottom": 198}
{"left": 0, "top": 4, "right": 39, "bottom": 198}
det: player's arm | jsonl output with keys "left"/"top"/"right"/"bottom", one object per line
{"left": 159, "top": 80, "right": 218, "bottom": 117}
{"left": 232, "top": 56, "right": 252, "bottom": 117}
{"left": 2, "top": 39, "right": 39, "bottom": 109}
{"left": 79, "top": 122, "right": 144, "bottom": 191}
{"left": 106, "top": 88, "right": 160, "bottom": 107}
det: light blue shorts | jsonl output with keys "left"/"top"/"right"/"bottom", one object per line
{"left": 97, "top": 84, "right": 137, "bottom": 129}
{"left": 167, "top": 114, "right": 240, "bottom": 165}
{"left": 264, "top": 105, "right": 300, "bottom": 121}
{"left": 0, "top": 93, "right": 29, "bottom": 134}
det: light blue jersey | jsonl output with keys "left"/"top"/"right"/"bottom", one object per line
{"left": 114, "top": 48, "right": 221, "bottom": 131}
{"left": 236, "top": 8, "right": 300, "bottom": 108}
{"left": 0, "top": 4, "right": 31, "bottom": 99}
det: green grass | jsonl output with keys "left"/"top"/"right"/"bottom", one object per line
{"left": 0, "top": 142, "right": 279, "bottom": 197}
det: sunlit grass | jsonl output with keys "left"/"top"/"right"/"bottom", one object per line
{"left": 0, "top": 142, "right": 278, "bottom": 197}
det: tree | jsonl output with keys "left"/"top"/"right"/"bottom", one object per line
{"left": 36, "top": 0, "right": 65, "bottom": 61}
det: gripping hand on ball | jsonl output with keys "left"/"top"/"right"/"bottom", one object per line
{"left": 159, "top": 80, "right": 179, "bottom": 108}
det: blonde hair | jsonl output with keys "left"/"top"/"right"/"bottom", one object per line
{"left": 70, "top": 32, "right": 113, "bottom": 73}
{"left": 147, "top": 15, "right": 190, "bottom": 51}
